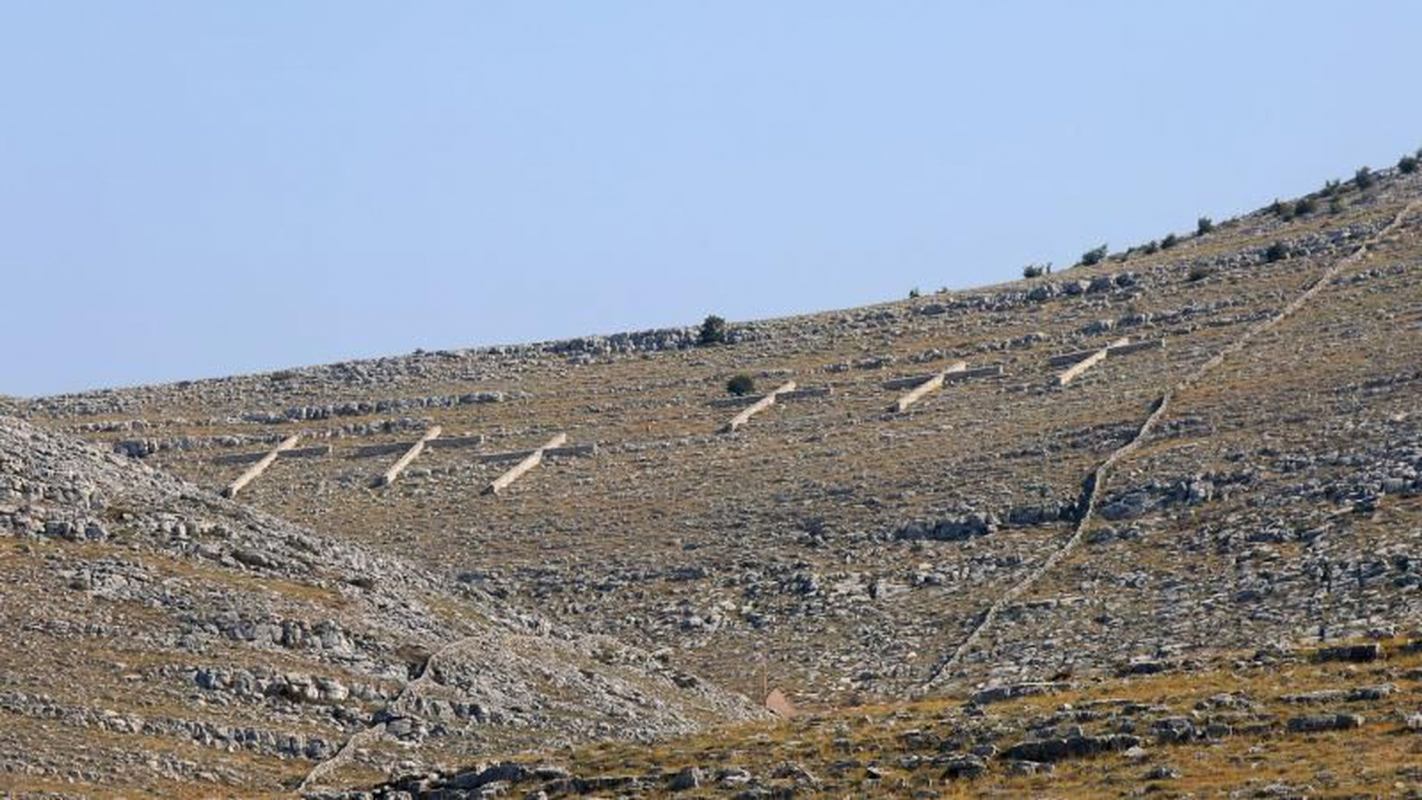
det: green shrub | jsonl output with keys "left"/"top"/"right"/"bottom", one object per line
{"left": 1269, "top": 199, "right": 1288, "bottom": 217}
{"left": 1080, "top": 244, "right": 1108, "bottom": 266}
{"left": 1329, "top": 196, "right": 1345, "bottom": 214}
{"left": 908, "top": 287, "right": 921, "bottom": 299}
{"left": 1161, "top": 233, "right": 1179, "bottom": 249}
{"left": 1265, "top": 241, "right": 1289, "bottom": 263}
{"left": 1399, "top": 155, "right": 1419, "bottom": 174}
{"left": 1142, "top": 240, "right": 1160, "bottom": 255}
{"left": 1196, "top": 217, "right": 1213, "bottom": 235}
{"left": 1022, "top": 263, "right": 1050, "bottom": 278}
{"left": 1188, "top": 264, "right": 1213, "bottom": 282}
{"left": 1320, "top": 179, "right": 1342, "bottom": 197}
{"left": 1293, "top": 196, "right": 1318, "bottom": 216}
{"left": 725, "top": 374, "right": 756, "bottom": 396}
{"left": 1354, "top": 166, "right": 1375, "bottom": 189}
{"left": 698, "top": 314, "right": 728, "bottom": 346}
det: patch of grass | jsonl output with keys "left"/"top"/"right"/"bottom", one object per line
{"left": 461, "top": 640, "right": 1422, "bottom": 799}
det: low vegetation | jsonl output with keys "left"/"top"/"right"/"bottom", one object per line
{"left": 698, "top": 314, "right": 727, "bottom": 346}
{"left": 725, "top": 374, "right": 755, "bottom": 396}
{"left": 1079, "top": 243, "right": 1108, "bottom": 266}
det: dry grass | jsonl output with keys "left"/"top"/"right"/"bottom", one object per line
{"left": 447, "top": 640, "right": 1422, "bottom": 798}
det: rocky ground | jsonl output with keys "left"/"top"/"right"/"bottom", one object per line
{"left": 6, "top": 156, "right": 1422, "bottom": 797}
{"left": 0, "top": 417, "right": 760, "bottom": 797}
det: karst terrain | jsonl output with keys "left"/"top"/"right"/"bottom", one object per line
{"left": 5, "top": 156, "right": 1422, "bottom": 798}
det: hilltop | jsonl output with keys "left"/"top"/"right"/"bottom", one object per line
{"left": 6, "top": 153, "right": 1422, "bottom": 797}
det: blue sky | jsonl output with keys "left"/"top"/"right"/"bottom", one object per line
{"left": 3, "top": 2, "right": 1420, "bottom": 396}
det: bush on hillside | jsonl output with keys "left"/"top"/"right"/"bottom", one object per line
{"left": 1188, "top": 264, "right": 1213, "bottom": 282}
{"left": 1196, "top": 216, "right": 1214, "bottom": 235}
{"left": 1399, "top": 155, "right": 1419, "bottom": 175}
{"left": 1265, "top": 241, "right": 1289, "bottom": 263}
{"left": 1161, "top": 233, "right": 1179, "bottom": 250}
{"left": 1293, "top": 196, "right": 1318, "bottom": 217}
{"left": 698, "top": 314, "right": 728, "bottom": 346}
{"left": 1080, "top": 244, "right": 1108, "bottom": 266}
{"left": 1320, "top": 179, "right": 1342, "bottom": 197}
{"left": 1354, "top": 166, "right": 1375, "bottom": 189}
{"left": 726, "top": 374, "right": 756, "bottom": 396}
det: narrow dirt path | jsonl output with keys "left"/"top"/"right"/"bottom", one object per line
{"left": 922, "top": 198, "right": 1421, "bottom": 690}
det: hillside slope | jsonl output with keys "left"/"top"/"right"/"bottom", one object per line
{"left": 11, "top": 158, "right": 1422, "bottom": 796}
{"left": 0, "top": 417, "right": 761, "bottom": 797}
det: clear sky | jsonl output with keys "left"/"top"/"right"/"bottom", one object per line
{"left": 3, "top": 2, "right": 1420, "bottom": 397}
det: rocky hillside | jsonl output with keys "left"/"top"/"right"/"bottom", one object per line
{"left": 9, "top": 154, "right": 1422, "bottom": 797}
{"left": 0, "top": 417, "right": 761, "bottom": 797}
